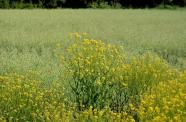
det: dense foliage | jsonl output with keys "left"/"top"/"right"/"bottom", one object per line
{"left": 1, "top": 34, "right": 186, "bottom": 121}
{"left": 0, "top": 0, "right": 185, "bottom": 8}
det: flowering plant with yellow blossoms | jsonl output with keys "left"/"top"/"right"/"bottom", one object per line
{"left": 63, "top": 33, "right": 175, "bottom": 113}
{"left": 64, "top": 34, "right": 126, "bottom": 110}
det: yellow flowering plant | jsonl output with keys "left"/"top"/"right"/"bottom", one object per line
{"left": 0, "top": 73, "right": 65, "bottom": 122}
{"left": 64, "top": 36, "right": 126, "bottom": 110}
{"left": 137, "top": 70, "right": 186, "bottom": 122}
{"left": 62, "top": 34, "right": 175, "bottom": 113}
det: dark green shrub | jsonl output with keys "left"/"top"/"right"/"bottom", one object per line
{"left": 0, "top": 0, "right": 10, "bottom": 8}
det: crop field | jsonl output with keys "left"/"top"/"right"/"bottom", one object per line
{"left": 0, "top": 9, "right": 186, "bottom": 121}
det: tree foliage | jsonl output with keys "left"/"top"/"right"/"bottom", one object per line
{"left": 0, "top": 0, "right": 185, "bottom": 8}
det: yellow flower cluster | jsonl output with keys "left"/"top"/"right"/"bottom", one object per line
{"left": 138, "top": 70, "right": 186, "bottom": 122}
{"left": 64, "top": 37, "right": 128, "bottom": 110}
{"left": 0, "top": 73, "right": 66, "bottom": 122}
{"left": 66, "top": 38, "right": 124, "bottom": 85}
{"left": 64, "top": 35, "right": 174, "bottom": 112}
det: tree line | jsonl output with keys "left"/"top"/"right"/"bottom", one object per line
{"left": 0, "top": 0, "right": 185, "bottom": 8}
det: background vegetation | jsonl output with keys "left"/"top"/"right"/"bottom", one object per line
{"left": 0, "top": 9, "right": 186, "bottom": 76}
{"left": 0, "top": 0, "right": 186, "bottom": 8}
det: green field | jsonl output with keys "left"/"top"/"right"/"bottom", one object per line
{"left": 0, "top": 9, "right": 186, "bottom": 75}
{"left": 0, "top": 9, "right": 186, "bottom": 121}
{"left": 1, "top": 10, "right": 186, "bottom": 50}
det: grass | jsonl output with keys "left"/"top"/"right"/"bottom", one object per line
{"left": 0, "top": 9, "right": 186, "bottom": 78}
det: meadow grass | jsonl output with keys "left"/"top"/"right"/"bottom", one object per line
{"left": 0, "top": 10, "right": 186, "bottom": 74}
{"left": 0, "top": 9, "right": 186, "bottom": 87}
